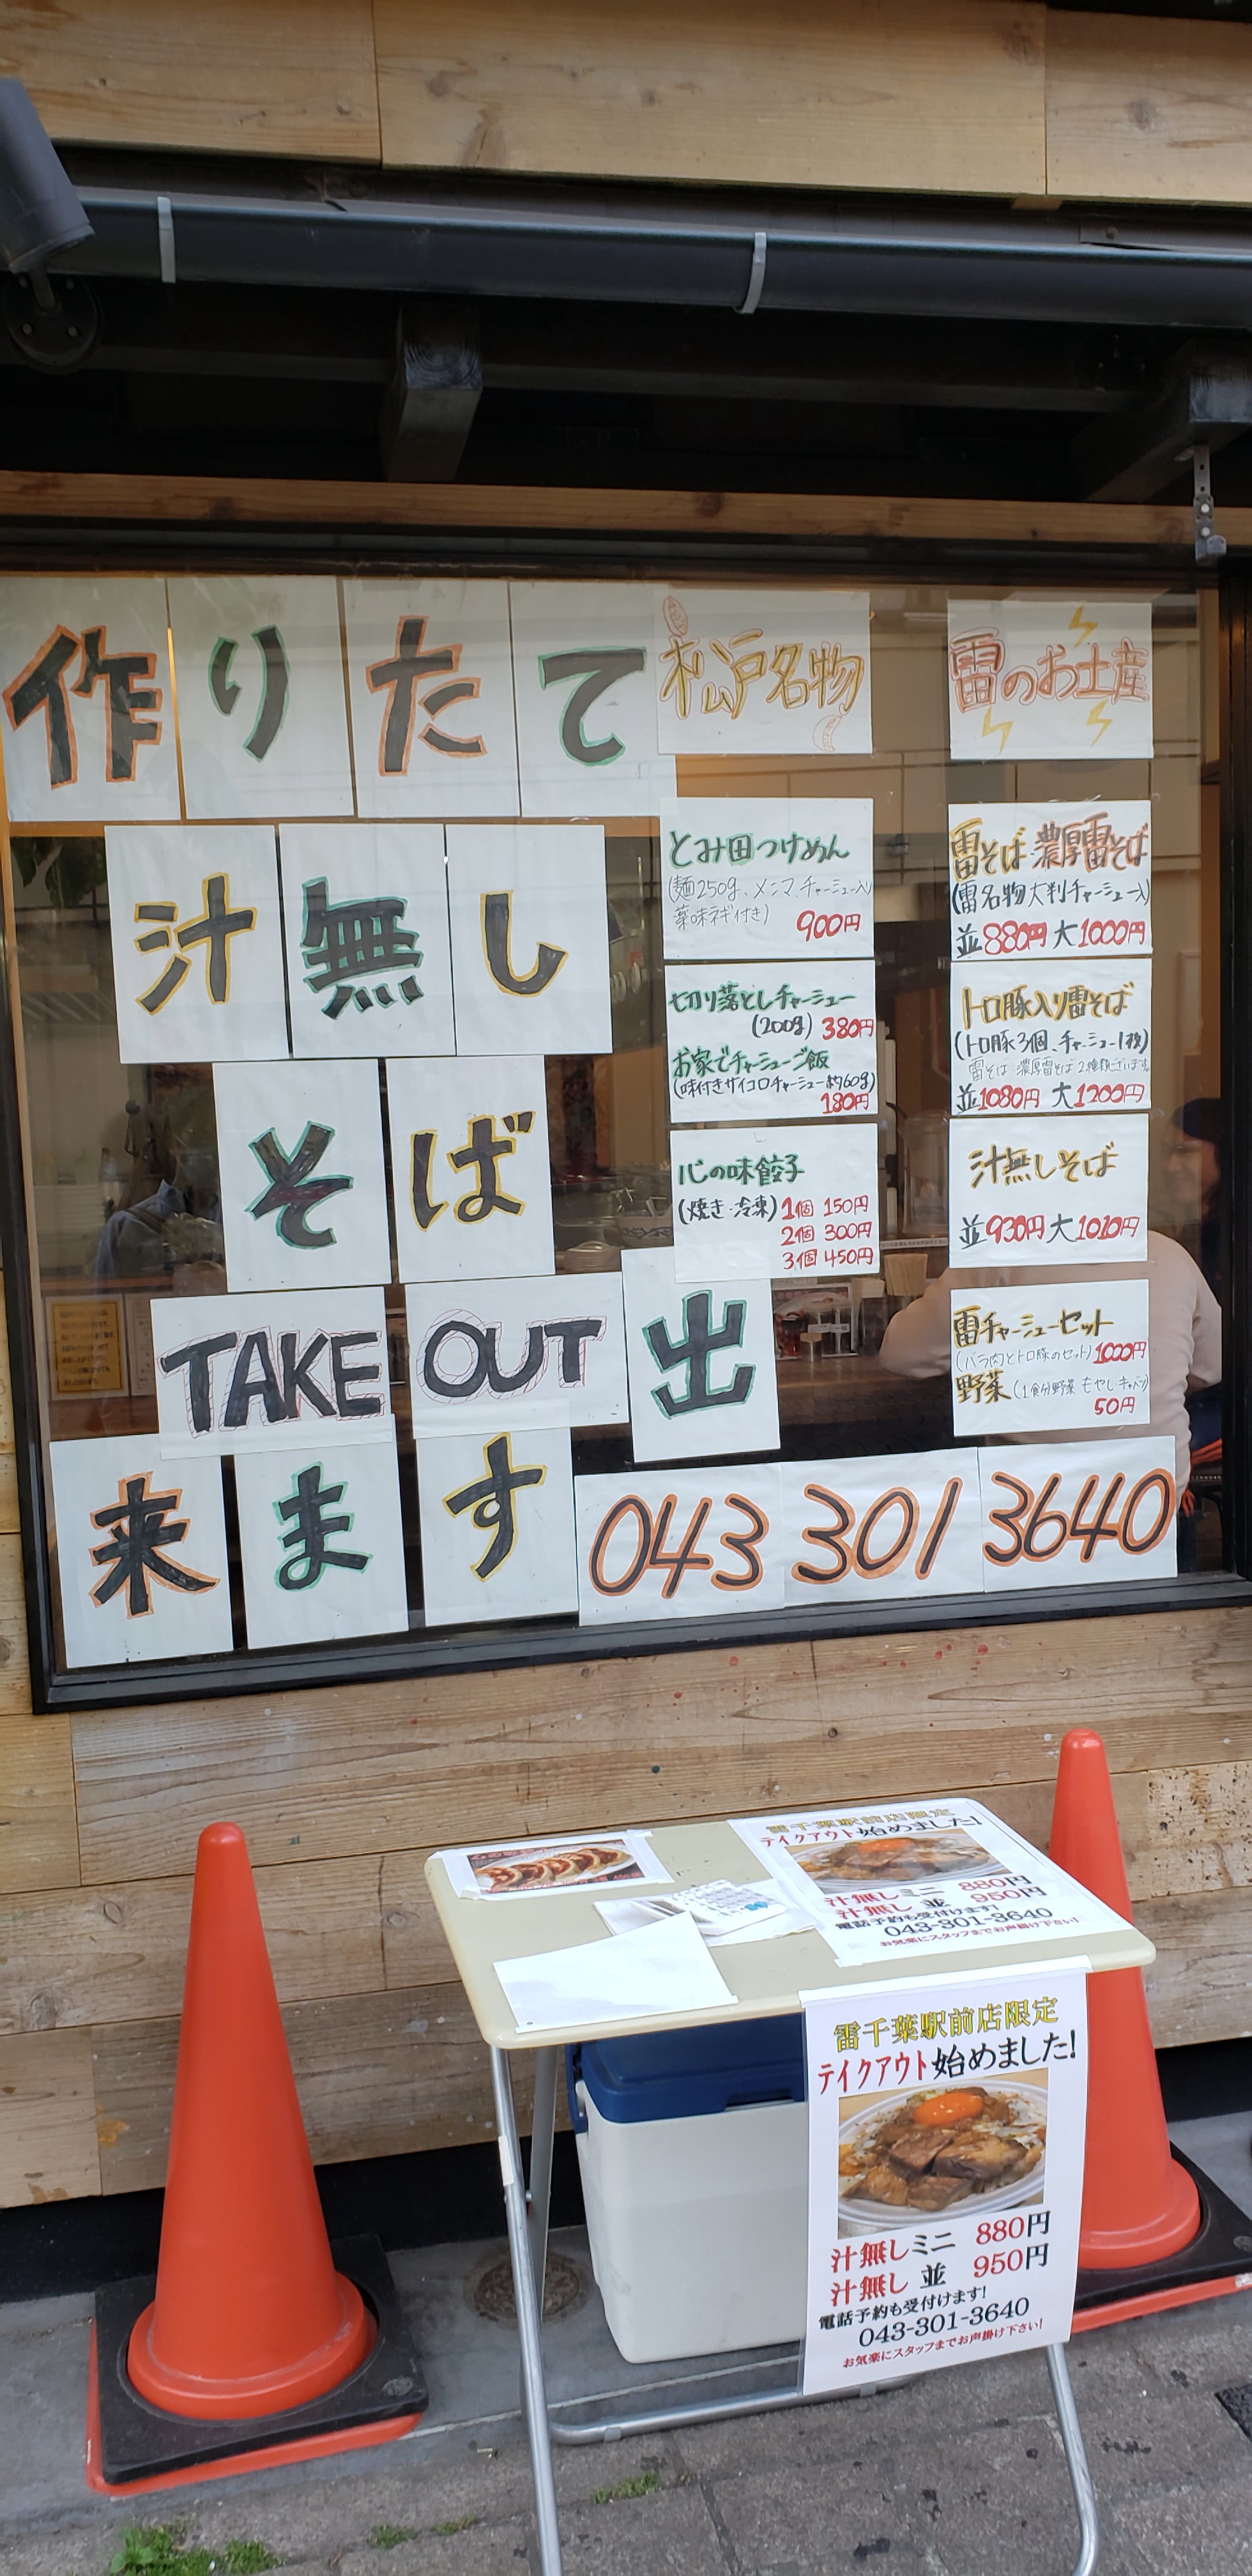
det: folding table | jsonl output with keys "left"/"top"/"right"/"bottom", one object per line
{"left": 427, "top": 1815, "right": 1156, "bottom": 2576}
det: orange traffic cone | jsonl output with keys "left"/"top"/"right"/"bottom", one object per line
{"left": 1049, "top": 1728, "right": 1200, "bottom": 2269}
{"left": 127, "top": 1820, "right": 374, "bottom": 2417}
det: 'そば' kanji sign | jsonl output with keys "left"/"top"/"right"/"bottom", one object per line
{"left": 950, "top": 954, "right": 1152, "bottom": 1115}
{"left": 948, "top": 1114, "right": 1148, "bottom": 1266}
{"left": 949, "top": 802, "right": 1152, "bottom": 962}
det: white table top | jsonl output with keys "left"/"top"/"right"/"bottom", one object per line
{"left": 425, "top": 1816, "right": 1155, "bottom": 2050}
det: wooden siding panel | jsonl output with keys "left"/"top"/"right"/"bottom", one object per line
{"left": 0, "top": 1534, "right": 31, "bottom": 1717}
{"left": 375, "top": 1, "right": 1046, "bottom": 197}
{"left": 1140, "top": 1889, "right": 1252, "bottom": 2048}
{"left": 0, "top": 2027, "right": 100, "bottom": 2206}
{"left": 0, "top": 1855, "right": 383, "bottom": 2032}
{"left": 0, "top": 1715, "right": 80, "bottom": 1894}
{"left": 1047, "top": 13, "right": 1252, "bottom": 208}
{"left": 2, "top": 2, "right": 381, "bottom": 162}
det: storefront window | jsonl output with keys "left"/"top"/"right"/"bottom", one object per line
{"left": 0, "top": 569, "right": 1228, "bottom": 1688}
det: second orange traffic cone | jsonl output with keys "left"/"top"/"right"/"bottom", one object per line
{"left": 126, "top": 1820, "right": 374, "bottom": 2418}
{"left": 1049, "top": 1727, "right": 1200, "bottom": 2269}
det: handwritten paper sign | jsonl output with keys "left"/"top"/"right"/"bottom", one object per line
{"left": 576, "top": 1463, "right": 784, "bottom": 1625}
{"left": 386, "top": 1055, "right": 554, "bottom": 1284}
{"left": 106, "top": 825, "right": 289, "bottom": 1065}
{"left": 802, "top": 1963, "right": 1086, "bottom": 2394}
{"left": 1, "top": 576, "right": 181, "bottom": 822}
{"left": 950, "top": 955, "right": 1152, "bottom": 1116}
{"left": 279, "top": 822, "right": 455, "bottom": 1059}
{"left": 416, "top": 1423, "right": 578, "bottom": 1625}
{"left": 659, "top": 798, "right": 874, "bottom": 962}
{"left": 234, "top": 1425, "right": 409, "bottom": 1650}
{"left": 666, "top": 961, "right": 877, "bottom": 1122}
{"left": 978, "top": 1436, "right": 1177, "bottom": 1591}
{"left": 950, "top": 1280, "right": 1150, "bottom": 1436}
{"left": 948, "top": 1114, "right": 1147, "bottom": 1267}
{"left": 947, "top": 597, "right": 1153, "bottom": 760}
{"left": 213, "top": 1059, "right": 392, "bottom": 1294}
{"left": 152, "top": 1285, "right": 390, "bottom": 1457}
{"left": 167, "top": 574, "right": 353, "bottom": 819}
{"left": 342, "top": 577, "right": 520, "bottom": 818}
{"left": 50, "top": 1434, "right": 232, "bottom": 1667}
{"left": 510, "top": 581, "right": 675, "bottom": 816}
{"left": 654, "top": 588, "right": 873, "bottom": 756}
{"left": 406, "top": 1273, "right": 629, "bottom": 1436}
{"left": 671, "top": 1121, "right": 879, "bottom": 1280}
{"left": 48, "top": 1297, "right": 126, "bottom": 1397}
{"left": 735, "top": 1797, "right": 1129, "bottom": 1966}
{"left": 446, "top": 822, "right": 612, "bottom": 1055}
{"left": 621, "top": 1247, "right": 779, "bottom": 1462}
{"left": 782, "top": 1450, "right": 984, "bottom": 1604}
{"left": 949, "top": 801, "right": 1152, "bottom": 963}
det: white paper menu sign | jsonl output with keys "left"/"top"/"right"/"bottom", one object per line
{"left": 949, "top": 802, "right": 1152, "bottom": 963}
{"left": 950, "top": 1279, "right": 1150, "bottom": 1436}
{"left": 659, "top": 799, "right": 874, "bottom": 961}
{"left": 732, "top": 1798, "right": 1130, "bottom": 1967}
{"left": 802, "top": 1962, "right": 1087, "bottom": 2395}
{"left": 671, "top": 1121, "right": 879, "bottom": 1280}
{"left": 666, "top": 959, "right": 878, "bottom": 1122}
{"left": 950, "top": 954, "right": 1152, "bottom": 1118}
{"left": 947, "top": 597, "right": 1152, "bottom": 759}
{"left": 948, "top": 1113, "right": 1147, "bottom": 1267}
{"left": 654, "top": 589, "right": 873, "bottom": 755}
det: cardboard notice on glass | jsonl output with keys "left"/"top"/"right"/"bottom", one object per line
{"left": 279, "top": 822, "right": 455, "bottom": 1059}
{"left": 802, "top": 1962, "right": 1087, "bottom": 2394}
{"left": 950, "top": 953, "right": 1152, "bottom": 1117}
{"left": 948, "top": 1113, "right": 1148, "bottom": 1268}
{"left": 666, "top": 960, "right": 878, "bottom": 1123}
{"left": 783, "top": 1450, "right": 984, "bottom": 1604}
{"left": 653, "top": 589, "right": 873, "bottom": 756}
{"left": 168, "top": 574, "right": 354, "bottom": 820}
{"left": 0, "top": 576, "right": 181, "bottom": 822}
{"left": 671, "top": 1121, "right": 880, "bottom": 1280}
{"left": 947, "top": 597, "right": 1152, "bottom": 760}
{"left": 510, "top": 581, "right": 675, "bottom": 816}
{"left": 659, "top": 799, "right": 874, "bottom": 962}
{"left": 978, "top": 1436, "right": 1177, "bottom": 1592}
{"left": 950, "top": 1280, "right": 1151, "bottom": 1437}
{"left": 48, "top": 1297, "right": 127, "bottom": 1398}
{"left": 50, "top": 1434, "right": 233, "bottom": 1667}
{"left": 949, "top": 802, "right": 1152, "bottom": 963}
{"left": 576, "top": 1462, "right": 784, "bottom": 1625}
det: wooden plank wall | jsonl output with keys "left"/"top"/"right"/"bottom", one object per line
{"left": 3, "top": 2, "right": 1252, "bottom": 209}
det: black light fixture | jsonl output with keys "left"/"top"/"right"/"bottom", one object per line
{"left": 0, "top": 79, "right": 99, "bottom": 371}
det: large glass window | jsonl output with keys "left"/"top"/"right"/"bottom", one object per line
{"left": 0, "top": 567, "right": 1228, "bottom": 1691}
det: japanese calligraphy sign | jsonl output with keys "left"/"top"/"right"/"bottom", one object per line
{"left": 653, "top": 587, "right": 873, "bottom": 755}
{"left": 659, "top": 797, "right": 874, "bottom": 962}
{"left": 1, "top": 577, "right": 180, "bottom": 822}
{"left": 950, "top": 955, "right": 1152, "bottom": 1116}
{"left": 510, "top": 581, "right": 675, "bottom": 816}
{"left": 666, "top": 960, "right": 877, "bottom": 1121}
{"left": 445, "top": 822, "right": 613, "bottom": 1055}
{"left": 948, "top": 1114, "right": 1148, "bottom": 1267}
{"left": 575, "top": 1462, "right": 784, "bottom": 1625}
{"left": 949, "top": 1280, "right": 1150, "bottom": 1436}
{"left": 50, "top": 1434, "right": 232, "bottom": 1667}
{"left": 782, "top": 1450, "right": 984, "bottom": 1605}
{"left": 386, "top": 1055, "right": 554, "bottom": 1284}
{"left": 671, "top": 1121, "right": 880, "bottom": 1280}
{"left": 234, "top": 1425, "right": 409, "bottom": 1650}
{"left": 416, "top": 1423, "right": 578, "bottom": 1625}
{"left": 167, "top": 575, "right": 353, "bottom": 819}
{"left": 621, "top": 1247, "right": 779, "bottom": 1462}
{"left": 949, "top": 801, "right": 1152, "bottom": 962}
{"left": 406, "top": 1273, "right": 628, "bottom": 1436}
{"left": 734, "top": 1797, "right": 1129, "bottom": 1966}
{"left": 213, "top": 1059, "right": 391, "bottom": 1293}
{"left": 947, "top": 597, "right": 1153, "bottom": 760}
{"left": 279, "top": 822, "right": 455, "bottom": 1057}
{"left": 802, "top": 1963, "right": 1087, "bottom": 2395}
{"left": 978, "top": 1436, "right": 1178, "bottom": 1592}
{"left": 106, "top": 825, "right": 289, "bottom": 1064}
{"left": 343, "top": 577, "right": 519, "bottom": 818}
{"left": 151, "top": 1285, "right": 391, "bottom": 1458}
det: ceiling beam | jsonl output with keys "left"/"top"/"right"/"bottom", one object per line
{"left": 1073, "top": 341, "right": 1252, "bottom": 501}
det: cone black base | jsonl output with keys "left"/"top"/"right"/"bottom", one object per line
{"left": 93, "top": 2234, "right": 426, "bottom": 2486}
{"left": 1073, "top": 2148, "right": 1252, "bottom": 2317}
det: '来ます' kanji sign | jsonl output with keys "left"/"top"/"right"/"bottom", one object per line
{"left": 947, "top": 598, "right": 1152, "bottom": 760}
{"left": 50, "top": 1434, "right": 233, "bottom": 1667}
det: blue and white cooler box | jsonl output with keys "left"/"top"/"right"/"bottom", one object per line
{"left": 566, "top": 2016, "right": 807, "bottom": 2363}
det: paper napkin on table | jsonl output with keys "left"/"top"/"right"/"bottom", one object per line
{"left": 496, "top": 1908, "right": 732, "bottom": 2033}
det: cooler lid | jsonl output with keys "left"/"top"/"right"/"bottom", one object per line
{"left": 572, "top": 2012, "right": 805, "bottom": 2124}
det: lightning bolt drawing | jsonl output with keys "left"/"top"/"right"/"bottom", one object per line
{"left": 1069, "top": 604, "right": 1098, "bottom": 647}
{"left": 1085, "top": 700, "right": 1112, "bottom": 745}
{"left": 982, "top": 705, "right": 1012, "bottom": 757}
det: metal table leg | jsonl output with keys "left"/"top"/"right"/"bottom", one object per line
{"left": 1048, "top": 2343, "right": 1101, "bottom": 2576}
{"left": 528, "top": 2044, "right": 560, "bottom": 2311}
{"left": 491, "top": 2046, "right": 563, "bottom": 2576}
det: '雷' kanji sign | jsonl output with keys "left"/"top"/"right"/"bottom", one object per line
{"left": 947, "top": 599, "right": 1153, "bottom": 760}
